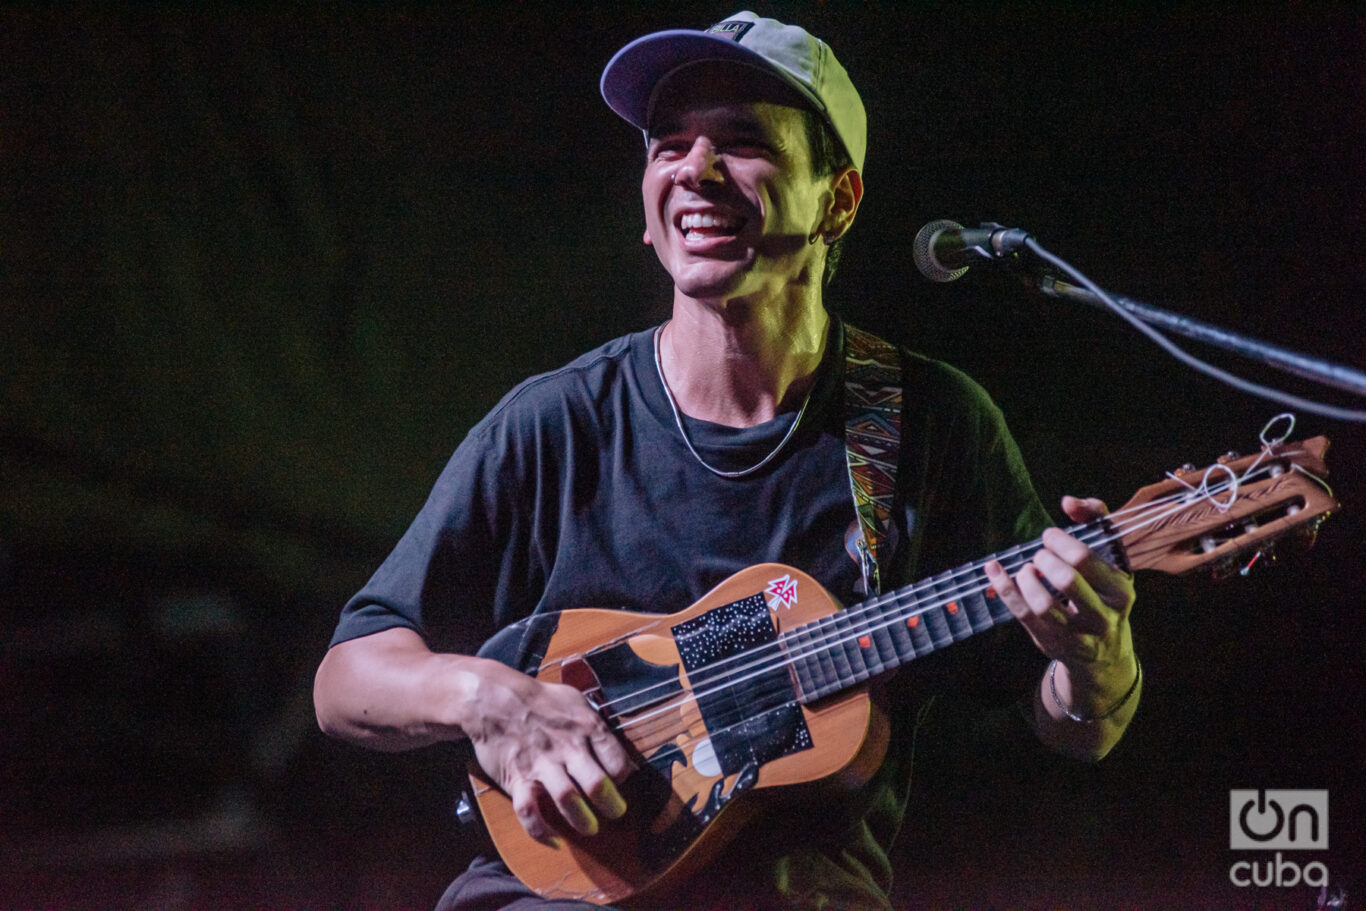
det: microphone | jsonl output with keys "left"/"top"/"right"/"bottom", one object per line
{"left": 913, "top": 220, "right": 1031, "bottom": 282}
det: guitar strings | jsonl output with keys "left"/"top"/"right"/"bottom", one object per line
{"left": 562, "top": 418, "right": 1307, "bottom": 722}
{"left": 598, "top": 452, "right": 1310, "bottom": 750}
{"left": 638, "top": 451, "right": 1330, "bottom": 756}
{"left": 607, "top": 442, "right": 1326, "bottom": 728}
{"left": 625, "top": 453, "right": 1327, "bottom": 759}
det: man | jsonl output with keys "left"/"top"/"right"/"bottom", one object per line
{"left": 314, "top": 12, "right": 1140, "bottom": 909}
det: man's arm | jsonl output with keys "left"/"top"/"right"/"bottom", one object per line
{"left": 985, "top": 496, "right": 1140, "bottom": 761}
{"left": 314, "top": 627, "right": 633, "bottom": 844}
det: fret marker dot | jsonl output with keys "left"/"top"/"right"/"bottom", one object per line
{"left": 858, "top": 635, "right": 871, "bottom": 649}
{"left": 947, "top": 601, "right": 959, "bottom": 614}
{"left": 907, "top": 617, "right": 919, "bottom": 628}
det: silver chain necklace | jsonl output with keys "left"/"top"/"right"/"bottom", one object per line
{"left": 652, "top": 325, "right": 814, "bottom": 479}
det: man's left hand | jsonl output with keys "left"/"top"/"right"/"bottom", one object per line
{"left": 985, "top": 495, "right": 1134, "bottom": 671}
{"left": 984, "top": 495, "right": 1140, "bottom": 759}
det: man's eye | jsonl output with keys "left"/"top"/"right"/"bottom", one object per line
{"left": 649, "top": 141, "right": 687, "bottom": 160}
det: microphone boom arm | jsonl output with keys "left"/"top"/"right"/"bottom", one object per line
{"left": 1033, "top": 273, "right": 1366, "bottom": 397}
{"left": 911, "top": 218, "right": 1366, "bottom": 419}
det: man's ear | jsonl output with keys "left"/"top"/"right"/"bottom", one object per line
{"left": 823, "top": 166, "right": 864, "bottom": 242}
{"left": 643, "top": 228, "right": 653, "bottom": 246}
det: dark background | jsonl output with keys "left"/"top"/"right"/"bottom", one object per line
{"left": 2, "top": 4, "right": 1362, "bottom": 909}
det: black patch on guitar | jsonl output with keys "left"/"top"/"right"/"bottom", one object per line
{"left": 584, "top": 640, "right": 683, "bottom": 715}
{"left": 640, "top": 758, "right": 762, "bottom": 870}
{"left": 624, "top": 744, "right": 690, "bottom": 846}
{"left": 671, "top": 593, "right": 812, "bottom": 777}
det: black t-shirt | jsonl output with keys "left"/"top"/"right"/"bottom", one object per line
{"left": 331, "top": 317, "right": 1051, "bottom": 909}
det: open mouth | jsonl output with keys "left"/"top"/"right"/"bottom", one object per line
{"left": 678, "top": 211, "right": 745, "bottom": 240}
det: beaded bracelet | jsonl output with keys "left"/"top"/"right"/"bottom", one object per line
{"left": 1048, "top": 657, "right": 1142, "bottom": 723}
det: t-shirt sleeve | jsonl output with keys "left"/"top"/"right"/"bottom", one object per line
{"left": 328, "top": 421, "right": 504, "bottom": 653}
{"left": 327, "top": 370, "right": 564, "bottom": 656}
{"left": 326, "top": 332, "right": 637, "bottom": 658}
{"left": 887, "top": 355, "right": 1054, "bottom": 711}
{"left": 898, "top": 354, "right": 1051, "bottom": 574}
{"left": 951, "top": 376, "right": 1051, "bottom": 553}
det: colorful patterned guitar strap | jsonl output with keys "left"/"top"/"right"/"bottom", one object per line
{"left": 843, "top": 323, "right": 903, "bottom": 596}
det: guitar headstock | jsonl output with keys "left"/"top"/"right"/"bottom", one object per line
{"left": 1113, "top": 436, "right": 1337, "bottom": 577}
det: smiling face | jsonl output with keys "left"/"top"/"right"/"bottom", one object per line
{"left": 642, "top": 64, "right": 839, "bottom": 304}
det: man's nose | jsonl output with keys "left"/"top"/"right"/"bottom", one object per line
{"left": 673, "top": 138, "right": 723, "bottom": 188}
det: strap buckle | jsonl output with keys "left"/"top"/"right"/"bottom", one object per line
{"left": 857, "top": 536, "right": 881, "bottom": 596}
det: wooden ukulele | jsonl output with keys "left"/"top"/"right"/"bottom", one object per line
{"left": 467, "top": 435, "right": 1337, "bottom": 905}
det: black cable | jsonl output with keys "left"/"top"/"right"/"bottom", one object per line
{"left": 1022, "top": 237, "right": 1366, "bottom": 423}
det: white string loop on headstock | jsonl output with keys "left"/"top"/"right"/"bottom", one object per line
{"left": 1247, "top": 412, "right": 1331, "bottom": 498}
{"left": 1163, "top": 412, "right": 1300, "bottom": 515}
{"left": 1259, "top": 412, "right": 1296, "bottom": 448}
{"left": 1164, "top": 462, "right": 1240, "bottom": 514}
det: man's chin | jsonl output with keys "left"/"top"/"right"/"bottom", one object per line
{"left": 669, "top": 260, "right": 750, "bottom": 301}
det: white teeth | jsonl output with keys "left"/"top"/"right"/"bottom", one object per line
{"left": 680, "top": 212, "right": 740, "bottom": 232}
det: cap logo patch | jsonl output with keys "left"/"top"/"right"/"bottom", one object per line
{"left": 706, "top": 20, "right": 754, "bottom": 42}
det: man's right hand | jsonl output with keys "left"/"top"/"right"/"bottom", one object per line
{"left": 314, "top": 627, "right": 634, "bottom": 847}
{"left": 462, "top": 659, "right": 635, "bottom": 846}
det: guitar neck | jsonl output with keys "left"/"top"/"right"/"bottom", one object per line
{"left": 785, "top": 517, "right": 1126, "bottom": 702}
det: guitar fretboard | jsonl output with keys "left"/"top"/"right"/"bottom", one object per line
{"left": 783, "top": 519, "right": 1125, "bottom": 701}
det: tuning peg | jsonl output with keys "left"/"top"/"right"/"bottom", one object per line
{"left": 1238, "top": 540, "right": 1281, "bottom": 576}
{"left": 1217, "top": 451, "right": 1241, "bottom": 464}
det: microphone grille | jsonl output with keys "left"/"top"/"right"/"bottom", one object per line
{"left": 913, "top": 219, "right": 970, "bottom": 283}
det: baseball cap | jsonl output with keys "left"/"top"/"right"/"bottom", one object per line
{"left": 600, "top": 10, "right": 866, "bottom": 172}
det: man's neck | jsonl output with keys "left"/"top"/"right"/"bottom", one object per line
{"left": 658, "top": 291, "right": 830, "bottom": 428}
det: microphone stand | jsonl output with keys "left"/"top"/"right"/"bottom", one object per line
{"left": 1029, "top": 272, "right": 1366, "bottom": 398}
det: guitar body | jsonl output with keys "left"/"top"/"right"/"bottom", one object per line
{"left": 469, "top": 563, "right": 890, "bottom": 906}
